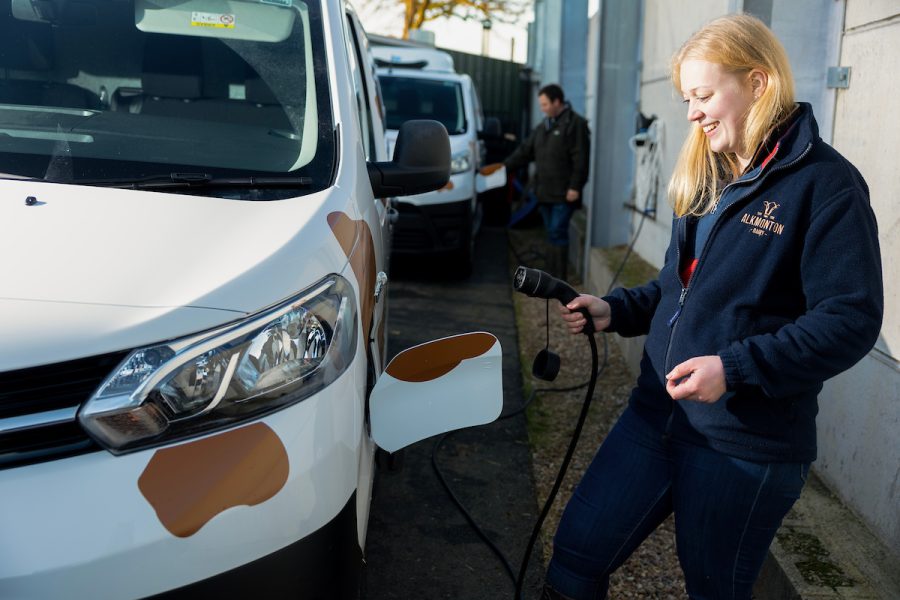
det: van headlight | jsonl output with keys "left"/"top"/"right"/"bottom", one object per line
{"left": 79, "top": 275, "right": 358, "bottom": 454}
{"left": 450, "top": 150, "right": 472, "bottom": 174}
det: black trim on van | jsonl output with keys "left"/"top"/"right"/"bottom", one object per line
{"left": 144, "top": 493, "right": 362, "bottom": 600}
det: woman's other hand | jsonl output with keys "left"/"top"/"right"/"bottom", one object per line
{"left": 665, "top": 356, "right": 727, "bottom": 403}
{"left": 559, "top": 295, "right": 611, "bottom": 334}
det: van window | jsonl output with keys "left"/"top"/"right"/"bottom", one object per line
{"left": 379, "top": 76, "right": 466, "bottom": 135}
{"left": 0, "top": 0, "right": 333, "bottom": 200}
{"left": 344, "top": 13, "right": 375, "bottom": 160}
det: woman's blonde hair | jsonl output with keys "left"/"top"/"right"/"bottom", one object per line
{"left": 668, "top": 14, "right": 795, "bottom": 216}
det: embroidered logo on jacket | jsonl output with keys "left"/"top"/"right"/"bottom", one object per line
{"left": 741, "top": 200, "right": 785, "bottom": 237}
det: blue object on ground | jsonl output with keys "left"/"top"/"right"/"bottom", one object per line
{"left": 508, "top": 178, "right": 539, "bottom": 228}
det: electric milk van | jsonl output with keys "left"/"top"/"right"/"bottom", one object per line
{"left": 372, "top": 45, "right": 502, "bottom": 273}
{"left": 0, "top": 1, "right": 502, "bottom": 597}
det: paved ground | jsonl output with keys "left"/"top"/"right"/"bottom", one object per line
{"left": 365, "top": 226, "right": 546, "bottom": 600}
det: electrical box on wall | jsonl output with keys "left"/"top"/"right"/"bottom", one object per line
{"left": 827, "top": 66, "right": 851, "bottom": 89}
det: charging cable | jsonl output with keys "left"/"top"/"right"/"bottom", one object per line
{"left": 429, "top": 240, "right": 648, "bottom": 597}
{"left": 432, "top": 215, "right": 655, "bottom": 596}
{"left": 507, "top": 267, "right": 600, "bottom": 599}
{"left": 430, "top": 118, "right": 664, "bottom": 597}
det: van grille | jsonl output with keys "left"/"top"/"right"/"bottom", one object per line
{"left": 392, "top": 227, "right": 432, "bottom": 252}
{"left": 392, "top": 201, "right": 468, "bottom": 253}
{"left": 0, "top": 351, "right": 129, "bottom": 469}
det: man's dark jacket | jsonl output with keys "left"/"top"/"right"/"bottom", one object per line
{"left": 504, "top": 105, "right": 590, "bottom": 204}
{"left": 603, "top": 103, "right": 883, "bottom": 463}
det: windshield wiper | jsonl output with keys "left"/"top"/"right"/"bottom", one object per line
{"left": 0, "top": 174, "right": 45, "bottom": 182}
{"left": 75, "top": 172, "right": 313, "bottom": 190}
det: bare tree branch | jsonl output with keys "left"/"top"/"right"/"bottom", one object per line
{"left": 360, "top": 0, "right": 529, "bottom": 38}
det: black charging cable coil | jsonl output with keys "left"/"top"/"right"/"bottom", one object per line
{"left": 509, "top": 267, "right": 600, "bottom": 599}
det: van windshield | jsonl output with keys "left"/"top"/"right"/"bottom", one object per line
{"left": 379, "top": 76, "right": 466, "bottom": 135}
{"left": 0, "top": 0, "right": 333, "bottom": 199}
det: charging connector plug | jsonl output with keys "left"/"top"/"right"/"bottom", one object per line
{"left": 513, "top": 266, "right": 595, "bottom": 334}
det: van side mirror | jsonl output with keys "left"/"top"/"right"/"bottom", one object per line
{"left": 367, "top": 119, "right": 450, "bottom": 197}
{"left": 478, "top": 116, "right": 502, "bottom": 140}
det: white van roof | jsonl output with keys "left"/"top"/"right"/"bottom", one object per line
{"left": 371, "top": 46, "right": 455, "bottom": 74}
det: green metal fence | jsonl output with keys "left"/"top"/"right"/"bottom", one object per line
{"left": 441, "top": 48, "right": 529, "bottom": 141}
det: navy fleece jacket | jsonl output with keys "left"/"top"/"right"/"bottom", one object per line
{"left": 604, "top": 103, "right": 883, "bottom": 463}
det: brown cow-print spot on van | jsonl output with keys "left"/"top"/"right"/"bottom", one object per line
{"left": 386, "top": 332, "right": 496, "bottom": 382}
{"left": 328, "top": 212, "right": 377, "bottom": 338}
{"left": 138, "top": 423, "right": 289, "bottom": 538}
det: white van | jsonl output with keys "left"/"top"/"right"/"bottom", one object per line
{"left": 372, "top": 45, "right": 502, "bottom": 272}
{"left": 0, "top": 1, "right": 502, "bottom": 598}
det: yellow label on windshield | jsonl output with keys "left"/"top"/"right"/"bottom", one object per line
{"left": 190, "top": 11, "right": 236, "bottom": 29}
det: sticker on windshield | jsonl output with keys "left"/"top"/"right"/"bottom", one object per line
{"left": 190, "top": 11, "right": 236, "bottom": 29}
{"left": 261, "top": 0, "right": 292, "bottom": 6}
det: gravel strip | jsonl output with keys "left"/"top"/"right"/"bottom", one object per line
{"left": 510, "top": 230, "right": 686, "bottom": 597}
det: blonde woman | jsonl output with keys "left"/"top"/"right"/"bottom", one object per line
{"left": 546, "top": 14, "right": 883, "bottom": 600}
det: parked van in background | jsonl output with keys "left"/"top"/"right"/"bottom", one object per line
{"left": 0, "top": 1, "right": 502, "bottom": 598}
{"left": 372, "top": 45, "right": 502, "bottom": 274}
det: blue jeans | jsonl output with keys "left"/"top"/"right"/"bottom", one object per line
{"left": 546, "top": 406, "right": 809, "bottom": 599}
{"left": 539, "top": 202, "right": 577, "bottom": 247}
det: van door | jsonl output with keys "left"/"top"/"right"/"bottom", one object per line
{"left": 469, "top": 81, "right": 486, "bottom": 167}
{"left": 344, "top": 9, "right": 389, "bottom": 373}
{"left": 347, "top": 14, "right": 387, "bottom": 164}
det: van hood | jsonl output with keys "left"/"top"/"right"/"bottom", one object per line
{"left": 0, "top": 180, "right": 348, "bottom": 367}
{"left": 0, "top": 298, "right": 242, "bottom": 371}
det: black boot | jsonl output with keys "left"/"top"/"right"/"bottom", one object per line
{"left": 541, "top": 583, "right": 576, "bottom": 600}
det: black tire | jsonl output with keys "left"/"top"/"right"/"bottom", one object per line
{"left": 375, "top": 447, "right": 405, "bottom": 472}
{"left": 355, "top": 554, "right": 367, "bottom": 600}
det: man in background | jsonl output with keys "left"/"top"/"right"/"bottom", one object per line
{"left": 482, "top": 84, "right": 590, "bottom": 280}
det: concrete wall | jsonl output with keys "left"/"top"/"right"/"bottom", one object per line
{"left": 631, "top": 0, "right": 731, "bottom": 269}
{"left": 584, "top": 0, "right": 643, "bottom": 256}
{"left": 815, "top": 0, "right": 900, "bottom": 557}
{"left": 768, "top": 1, "right": 844, "bottom": 143}
{"left": 621, "top": 0, "right": 899, "bottom": 555}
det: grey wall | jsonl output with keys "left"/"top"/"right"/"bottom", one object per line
{"left": 816, "top": 0, "right": 900, "bottom": 557}
{"left": 585, "top": 0, "right": 643, "bottom": 250}
{"left": 560, "top": 0, "right": 588, "bottom": 115}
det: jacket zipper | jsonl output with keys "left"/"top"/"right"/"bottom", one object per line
{"left": 659, "top": 142, "right": 812, "bottom": 440}
{"left": 663, "top": 215, "right": 688, "bottom": 373}
{"left": 661, "top": 218, "right": 687, "bottom": 441}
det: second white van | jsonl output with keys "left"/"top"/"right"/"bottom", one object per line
{"left": 372, "top": 45, "right": 501, "bottom": 273}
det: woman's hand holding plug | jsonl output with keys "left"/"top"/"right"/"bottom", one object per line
{"left": 665, "top": 356, "right": 727, "bottom": 403}
{"left": 559, "top": 295, "right": 611, "bottom": 334}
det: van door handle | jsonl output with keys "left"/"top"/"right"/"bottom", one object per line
{"left": 387, "top": 206, "right": 399, "bottom": 225}
{"left": 374, "top": 271, "right": 388, "bottom": 302}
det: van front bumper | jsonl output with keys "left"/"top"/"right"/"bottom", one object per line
{"left": 146, "top": 493, "right": 361, "bottom": 600}
{"left": 0, "top": 372, "right": 365, "bottom": 600}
